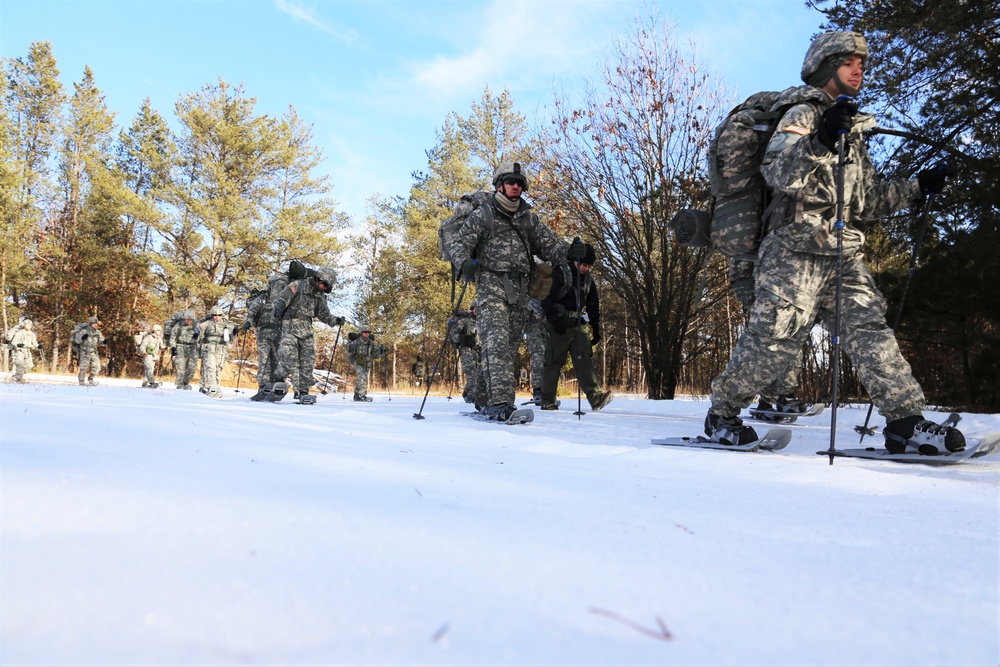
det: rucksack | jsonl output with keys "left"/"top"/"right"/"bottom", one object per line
{"left": 162, "top": 311, "right": 185, "bottom": 345}
{"left": 70, "top": 321, "right": 89, "bottom": 359}
{"left": 676, "top": 86, "right": 821, "bottom": 259}
{"left": 134, "top": 332, "right": 146, "bottom": 357}
{"left": 438, "top": 191, "right": 494, "bottom": 264}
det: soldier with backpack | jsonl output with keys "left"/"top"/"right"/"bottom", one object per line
{"left": 346, "top": 324, "right": 384, "bottom": 402}
{"left": 197, "top": 305, "right": 232, "bottom": 397}
{"left": 74, "top": 316, "right": 105, "bottom": 386}
{"left": 444, "top": 161, "right": 577, "bottom": 422}
{"left": 6, "top": 319, "right": 40, "bottom": 383}
{"left": 702, "top": 31, "right": 964, "bottom": 455}
{"left": 449, "top": 301, "right": 481, "bottom": 405}
{"left": 168, "top": 310, "right": 199, "bottom": 390}
{"left": 538, "top": 243, "right": 613, "bottom": 412}
{"left": 242, "top": 274, "right": 288, "bottom": 400}
{"left": 522, "top": 297, "right": 547, "bottom": 405}
{"left": 137, "top": 324, "right": 165, "bottom": 388}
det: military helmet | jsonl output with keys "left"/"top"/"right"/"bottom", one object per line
{"left": 22, "top": 319, "right": 32, "bottom": 328}
{"left": 209, "top": 305, "right": 224, "bottom": 316}
{"left": 87, "top": 316, "right": 99, "bottom": 324}
{"left": 801, "top": 31, "right": 868, "bottom": 87}
{"left": 360, "top": 323, "right": 372, "bottom": 333}
{"left": 492, "top": 161, "right": 528, "bottom": 192}
{"left": 183, "top": 309, "right": 196, "bottom": 320}
{"left": 153, "top": 324, "right": 163, "bottom": 331}
{"left": 314, "top": 266, "right": 336, "bottom": 292}
{"left": 469, "top": 300, "right": 478, "bottom": 310}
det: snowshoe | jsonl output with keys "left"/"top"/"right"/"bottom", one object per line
{"left": 589, "top": 390, "right": 614, "bottom": 412}
{"left": 249, "top": 386, "right": 268, "bottom": 402}
{"left": 295, "top": 392, "right": 317, "bottom": 405}
{"left": 353, "top": 393, "right": 373, "bottom": 403}
{"left": 204, "top": 386, "right": 223, "bottom": 399}
{"left": 540, "top": 400, "right": 561, "bottom": 411}
{"left": 883, "top": 414, "right": 965, "bottom": 456}
{"left": 704, "top": 412, "right": 759, "bottom": 447}
{"left": 262, "top": 382, "right": 288, "bottom": 402}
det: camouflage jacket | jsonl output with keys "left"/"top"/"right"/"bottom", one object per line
{"left": 138, "top": 331, "right": 164, "bottom": 357}
{"left": 275, "top": 278, "right": 341, "bottom": 338}
{"left": 761, "top": 85, "right": 921, "bottom": 256}
{"left": 74, "top": 325, "right": 105, "bottom": 353}
{"left": 347, "top": 335, "right": 384, "bottom": 366}
{"left": 169, "top": 322, "right": 198, "bottom": 347}
{"left": 449, "top": 313, "right": 478, "bottom": 350}
{"left": 197, "top": 318, "right": 231, "bottom": 350}
{"left": 446, "top": 194, "right": 568, "bottom": 305}
{"left": 6, "top": 326, "right": 39, "bottom": 352}
{"left": 246, "top": 275, "right": 286, "bottom": 331}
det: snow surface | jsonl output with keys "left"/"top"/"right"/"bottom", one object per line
{"left": 2, "top": 374, "right": 998, "bottom": 666}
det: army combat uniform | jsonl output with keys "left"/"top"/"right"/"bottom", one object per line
{"left": 198, "top": 306, "right": 232, "bottom": 396}
{"left": 273, "top": 269, "right": 343, "bottom": 399}
{"left": 169, "top": 311, "right": 199, "bottom": 390}
{"left": 137, "top": 326, "right": 165, "bottom": 387}
{"left": 6, "top": 321, "right": 39, "bottom": 383}
{"left": 449, "top": 306, "right": 481, "bottom": 404}
{"left": 346, "top": 327, "right": 384, "bottom": 401}
{"left": 523, "top": 298, "right": 547, "bottom": 403}
{"left": 74, "top": 317, "right": 105, "bottom": 386}
{"left": 243, "top": 274, "right": 287, "bottom": 393}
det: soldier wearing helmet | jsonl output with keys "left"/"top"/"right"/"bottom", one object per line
{"left": 443, "top": 161, "right": 577, "bottom": 422}
{"left": 346, "top": 322, "right": 384, "bottom": 402}
{"left": 74, "top": 316, "right": 106, "bottom": 386}
{"left": 243, "top": 273, "right": 289, "bottom": 400}
{"left": 703, "top": 31, "right": 965, "bottom": 455}
{"left": 168, "top": 309, "right": 200, "bottom": 390}
{"left": 272, "top": 265, "right": 346, "bottom": 401}
{"left": 5, "top": 319, "right": 40, "bottom": 383}
{"left": 195, "top": 305, "right": 233, "bottom": 397}
{"left": 137, "top": 323, "right": 166, "bottom": 388}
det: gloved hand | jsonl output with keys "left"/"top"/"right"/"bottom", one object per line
{"left": 551, "top": 317, "right": 570, "bottom": 335}
{"left": 567, "top": 237, "right": 586, "bottom": 261}
{"left": 241, "top": 320, "right": 251, "bottom": 333}
{"left": 460, "top": 258, "right": 478, "bottom": 281}
{"left": 16, "top": 343, "right": 24, "bottom": 348}
{"left": 334, "top": 316, "right": 346, "bottom": 326}
{"left": 171, "top": 347, "right": 177, "bottom": 356}
{"left": 917, "top": 161, "right": 955, "bottom": 198}
{"left": 590, "top": 322, "right": 602, "bottom": 347}
{"left": 817, "top": 97, "right": 858, "bottom": 154}
{"left": 81, "top": 333, "right": 89, "bottom": 340}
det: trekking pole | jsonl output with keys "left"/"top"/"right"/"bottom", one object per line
{"left": 826, "top": 97, "right": 852, "bottom": 465}
{"left": 573, "top": 265, "right": 585, "bottom": 419}
{"left": 447, "top": 348, "right": 457, "bottom": 401}
{"left": 320, "top": 322, "right": 344, "bottom": 395}
{"left": 233, "top": 331, "right": 248, "bottom": 394}
{"left": 854, "top": 193, "right": 936, "bottom": 443}
{"left": 414, "top": 280, "right": 469, "bottom": 420}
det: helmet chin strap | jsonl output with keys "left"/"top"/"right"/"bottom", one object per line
{"left": 834, "top": 71, "right": 860, "bottom": 97}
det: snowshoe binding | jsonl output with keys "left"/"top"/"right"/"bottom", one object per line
{"left": 883, "top": 414, "right": 965, "bottom": 456}
{"left": 262, "top": 382, "right": 288, "bottom": 402}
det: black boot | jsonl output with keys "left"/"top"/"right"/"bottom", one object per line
{"left": 884, "top": 416, "right": 965, "bottom": 455}
{"left": 704, "top": 412, "right": 759, "bottom": 446}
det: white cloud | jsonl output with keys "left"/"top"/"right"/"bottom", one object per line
{"left": 273, "top": 0, "right": 359, "bottom": 42}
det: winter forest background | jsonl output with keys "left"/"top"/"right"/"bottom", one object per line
{"left": 2, "top": 0, "right": 997, "bottom": 410}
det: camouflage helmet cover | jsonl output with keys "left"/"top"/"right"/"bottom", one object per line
{"left": 801, "top": 31, "right": 869, "bottom": 86}
{"left": 360, "top": 323, "right": 372, "bottom": 333}
{"left": 183, "top": 309, "right": 196, "bottom": 320}
{"left": 314, "top": 266, "right": 336, "bottom": 290}
{"left": 153, "top": 324, "right": 163, "bottom": 331}
{"left": 209, "top": 305, "right": 224, "bottom": 316}
{"left": 492, "top": 161, "right": 528, "bottom": 192}
{"left": 469, "top": 300, "right": 478, "bottom": 310}
{"left": 22, "top": 319, "right": 32, "bottom": 328}
{"left": 87, "top": 316, "right": 99, "bottom": 324}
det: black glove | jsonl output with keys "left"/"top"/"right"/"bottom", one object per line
{"left": 170, "top": 347, "right": 177, "bottom": 356}
{"left": 817, "top": 97, "right": 858, "bottom": 154}
{"left": 241, "top": 320, "right": 251, "bottom": 333}
{"left": 81, "top": 333, "right": 89, "bottom": 340}
{"left": 590, "top": 322, "right": 601, "bottom": 347}
{"left": 334, "top": 316, "right": 345, "bottom": 327}
{"left": 567, "top": 237, "right": 586, "bottom": 261}
{"left": 917, "top": 161, "right": 955, "bottom": 199}
{"left": 460, "top": 258, "right": 478, "bottom": 281}
{"left": 16, "top": 343, "right": 24, "bottom": 348}
{"left": 551, "top": 317, "right": 570, "bottom": 335}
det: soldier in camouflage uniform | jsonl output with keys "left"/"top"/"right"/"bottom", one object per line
{"left": 197, "top": 305, "right": 232, "bottom": 397}
{"left": 74, "top": 316, "right": 105, "bottom": 386}
{"left": 446, "top": 161, "right": 573, "bottom": 421}
{"left": 242, "top": 274, "right": 287, "bottom": 399}
{"left": 346, "top": 324, "right": 384, "bottom": 402}
{"left": 523, "top": 297, "right": 547, "bottom": 404}
{"left": 6, "top": 320, "right": 40, "bottom": 383}
{"left": 539, "top": 243, "right": 613, "bottom": 412}
{"left": 706, "top": 31, "right": 964, "bottom": 454}
{"left": 273, "top": 267, "right": 345, "bottom": 400}
{"left": 169, "top": 310, "right": 199, "bottom": 390}
{"left": 450, "top": 301, "right": 481, "bottom": 404}
{"left": 137, "top": 324, "right": 165, "bottom": 387}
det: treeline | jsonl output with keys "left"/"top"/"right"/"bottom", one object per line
{"left": 3, "top": 4, "right": 997, "bottom": 410}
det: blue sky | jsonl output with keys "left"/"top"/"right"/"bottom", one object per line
{"left": 2, "top": 0, "right": 826, "bottom": 225}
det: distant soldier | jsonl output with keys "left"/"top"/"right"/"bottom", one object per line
{"left": 346, "top": 324, "right": 384, "bottom": 402}
{"left": 411, "top": 354, "right": 425, "bottom": 388}
{"left": 273, "top": 267, "right": 345, "bottom": 401}
{"left": 168, "top": 309, "right": 199, "bottom": 390}
{"left": 445, "top": 161, "right": 573, "bottom": 421}
{"left": 74, "top": 316, "right": 105, "bottom": 386}
{"left": 6, "top": 320, "right": 40, "bottom": 383}
{"left": 242, "top": 274, "right": 288, "bottom": 400}
{"left": 137, "top": 324, "right": 165, "bottom": 388}
{"left": 523, "top": 297, "right": 547, "bottom": 405}
{"left": 197, "top": 305, "right": 232, "bottom": 397}
{"left": 539, "top": 243, "right": 613, "bottom": 412}
{"left": 449, "top": 301, "right": 481, "bottom": 405}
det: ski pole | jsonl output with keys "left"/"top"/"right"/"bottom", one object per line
{"left": 854, "top": 194, "right": 936, "bottom": 443}
{"left": 320, "top": 322, "right": 344, "bottom": 395}
{"left": 414, "top": 280, "right": 469, "bottom": 420}
{"left": 233, "top": 331, "right": 248, "bottom": 394}
{"left": 826, "top": 98, "right": 852, "bottom": 465}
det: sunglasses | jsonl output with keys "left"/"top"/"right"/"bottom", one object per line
{"left": 502, "top": 177, "right": 525, "bottom": 188}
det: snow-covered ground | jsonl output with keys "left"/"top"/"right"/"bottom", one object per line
{"left": 2, "top": 374, "right": 998, "bottom": 666}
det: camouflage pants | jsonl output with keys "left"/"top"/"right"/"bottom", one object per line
{"left": 255, "top": 327, "right": 279, "bottom": 387}
{"left": 758, "top": 360, "right": 800, "bottom": 403}
{"left": 174, "top": 344, "right": 198, "bottom": 387}
{"left": 459, "top": 346, "right": 480, "bottom": 401}
{"left": 711, "top": 236, "right": 924, "bottom": 423}
{"left": 541, "top": 325, "right": 601, "bottom": 404}
{"left": 476, "top": 288, "right": 526, "bottom": 408}
{"left": 353, "top": 363, "right": 369, "bottom": 397}
{"left": 276, "top": 333, "right": 315, "bottom": 394}
{"left": 77, "top": 349, "right": 100, "bottom": 383}
{"left": 142, "top": 354, "right": 156, "bottom": 385}
{"left": 12, "top": 349, "right": 33, "bottom": 381}
{"left": 201, "top": 343, "right": 226, "bottom": 390}
{"left": 524, "top": 317, "right": 547, "bottom": 393}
